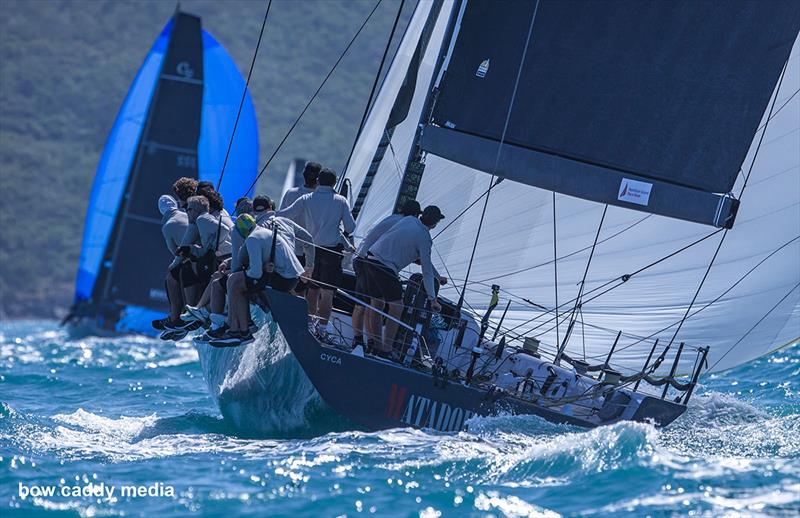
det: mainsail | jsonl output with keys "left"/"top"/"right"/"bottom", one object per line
{"left": 344, "top": 0, "right": 800, "bottom": 374}
{"left": 72, "top": 11, "right": 259, "bottom": 332}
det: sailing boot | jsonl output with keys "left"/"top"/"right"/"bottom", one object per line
{"left": 151, "top": 317, "right": 170, "bottom": 331}
{"left": 183, "top": 305, "right": 211, "bottom": 327}
{"left": 165, "top": 317, "right": 203, "bottom": 332}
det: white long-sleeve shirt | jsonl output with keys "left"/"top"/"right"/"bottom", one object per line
{"left": 277, "top": 186, "right": 355, "bottom": 247}
{"left": 369, "top": 217, "right": 437, "bottom": 299}
{"left": 356, "top": 213, "right": 405, "bottom": 257}
{"left": 161, "top": 208, "right": 188, "bottom": 255}
{"left": 243, "top": 226, "right": 304, "bottom": 280}
{"left": 195, "top": 211, "right": 233, "bottom": 257}
{"left": 254, "top": 211, "right": 315, "bottom": 265}
{"left": 279, "top": 185, "right": 315, "bottom": 229}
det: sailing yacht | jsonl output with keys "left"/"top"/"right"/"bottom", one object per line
{"left": 66, "top": 10, "right": 259, "bottom": 335}
{"left": 195, "top": 0, "right": 800, "bottom": 432}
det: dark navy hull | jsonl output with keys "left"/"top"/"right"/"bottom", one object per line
{"left": 266, "top": 289, "right": 686, "bottom": 432}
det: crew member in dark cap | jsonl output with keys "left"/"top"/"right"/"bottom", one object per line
{"left": 351, "top": 199, "right": 422, "bottom": 351}
{"left": 362, "top": 205, "right": 446, "bottom": 357}
{"left": 279, "top": 161, "right": 321, "bottom": 293}
{"left": 280, "top": 161, "right": 321, "bottom": 212}
{"left": 277, "top": 167, "right": 355, "bottom": 336}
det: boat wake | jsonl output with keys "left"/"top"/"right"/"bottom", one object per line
{"left": 194, "top": 316, "right": 350, "bottom": 437}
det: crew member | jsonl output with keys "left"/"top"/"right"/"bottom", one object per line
{"left": 254, "top": 195, "right": 314, "bottom": 278}
{"left": 172, "top": 177, "right": 198, "bottom": 208}
{"left": 280, "top": 161, "right": 321, "bottom": 292}
{"left": 151, "top": 194, "right": 189, "bottom": 331}
{"left": 161, "top": 195, "right": 211, "bottom": 331}
{"left": 364, "top": 206, "right": 445, "bottom": 356}
{"left": 278, "top": 168, "right": 355, "bottom": 336}
{"left": 213, "top": 223, "right": 303, "bottom": 347}
{"left": 351, "top": 199, "right": 421, "bottom": 350}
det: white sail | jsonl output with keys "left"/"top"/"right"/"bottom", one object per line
{"left": 349, "top": 0, "right": 456, "bottom": 236}
{"left": 346, "top": 7, "right": 799, "bottom": 376}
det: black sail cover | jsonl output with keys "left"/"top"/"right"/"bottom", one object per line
{"left": 93, "top": 12, "right": 204, "bottom": 309}
{"left": 421, "top": 0, "right": 800, "bottom": 228}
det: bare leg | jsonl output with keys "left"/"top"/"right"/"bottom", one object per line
{"left": 318, "top": 288, "right": 334, "bottom": 325}
{"left": 366, "top": 298, "right": 384, "bottom": 345}
{"left": 382, "top": 299, "right": 404, "bottom": 353}
{"left": 184, "top": 284, "right": 201, "bottom": 306}
{"left": 351, "top": 305, "right": 364, "bottom": 339}
{"left": 226, "top": 272, "right": 248, "bottom": 333}
{"left": 165, "top": 271, "right": 184, "bottom": 321}
{"left": 306, "top": 287, "right": 320, "bottom": 317}
{"left": 209, "top": 278, "right": 226, "bottom": 315}
{"left": 195, "top": 271, "right": 221, "bottom": 308}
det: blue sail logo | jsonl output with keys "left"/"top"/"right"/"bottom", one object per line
{"left": 176, "top": 61, "right": 195, "bottom": 78}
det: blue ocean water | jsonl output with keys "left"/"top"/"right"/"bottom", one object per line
{"left": 1, "top": 320, "right": 798, "bottom": 517}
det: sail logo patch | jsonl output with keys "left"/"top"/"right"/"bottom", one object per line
{"left": 617, "top": 178, "right": 652, "bottom": 206}
{"left": 476, "top": 59, "right": 490, "bottom": 78}
{"left": 176, "top": 61, "right": 195, "bottom": 79}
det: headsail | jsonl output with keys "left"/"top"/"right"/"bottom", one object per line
{"left": 420, "top": 0, "right": 800, "bottom": 228}
{"left": 343, "top": 0, "right": 800, "bottom": 374}
{"left": 73, "top": 11, "right": 258, "bottom": 331}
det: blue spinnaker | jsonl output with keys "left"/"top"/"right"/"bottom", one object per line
{"left": 73, "top": 15, "right": 259, "bottom": 335}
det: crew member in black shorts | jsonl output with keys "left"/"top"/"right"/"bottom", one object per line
{"left": 365, "top": 206, "right": 446, "bottom": 356}
{"left": 277, "top": 168, "right": 355, "bottom": 336}
{"left": 351, "top": 200, "right": 421, "bottom": 349}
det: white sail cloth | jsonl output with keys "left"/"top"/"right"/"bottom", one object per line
{"left": 347, "top": 4, "right": 799, "bottom": 375}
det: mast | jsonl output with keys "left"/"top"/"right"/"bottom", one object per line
{"left": 350, "top": 0, "right": 447, "bottom": 222}
{"left": 96, "top": 11, "right": 204, "bottom": 310}
{"left": 392, "top": 0, "right": 462, "bottom": 213}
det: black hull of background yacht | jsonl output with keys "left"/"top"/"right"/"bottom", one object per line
{"left": 265, "top": 289, "right": 686, "bottom": 432}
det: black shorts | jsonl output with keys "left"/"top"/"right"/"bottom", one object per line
{"left": 352, "top": 256, "right": 371, "bottom": 303}
{"left": 363, "top": 258, "right": 403, "bottom": 301}
{"left": 247, "top": 272, "right": 298, "bottom": 294}
{"left": 169, "top": 261, "right": 200, "bottom": 287}
{"left": 296, "top": 254, "right": 306, "bottom": 267}
{"left": 312, "top": 245, "right": 343, "bottom": 290}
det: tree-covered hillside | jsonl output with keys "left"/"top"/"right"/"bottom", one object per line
{"left": 0, "top": 0, "right": 410, "bottom": 318}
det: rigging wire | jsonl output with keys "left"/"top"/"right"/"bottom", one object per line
{"left": 212, "top": 0, "right": 271, "bottom": 252}
{"left": 708, "top": 281, "right": 800, "bottom": 371}
{"left": 215, "top": 0, "right": 272, "bottom": 192}
{"left": 664, "top": 55, "right": 789, "bottom": 352}
{"left": 455, "top": 0, "right": 541, "bottom": 311}
{"left": 552, "top": 192, "right": 560, "bottom": 352}
{"left": 341, "top": 0, "right": 406, "bottom": 179}
{"left": 241, "top": 0, "right": 383, "bottom": 197}
{"left": 500, "top": 229, "right": 724, "bottom": 338}
{"left": 555, "top": 204, "right": 607, "bottom": 361}
{"left": 560, "top": 234, "right": 800, "bottom": 362}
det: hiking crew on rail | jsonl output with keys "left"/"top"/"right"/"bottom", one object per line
{"left": 151, "top": 163, "right": 446, "bottom": 351}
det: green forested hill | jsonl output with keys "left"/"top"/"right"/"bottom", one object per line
{"left": 0, "top": 0, "right": 409, "bottom": 318}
